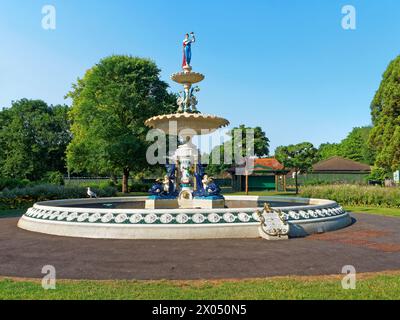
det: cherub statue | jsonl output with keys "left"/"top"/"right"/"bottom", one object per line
{"left": 189, "top": 86, "right": 200, "bottom": 112}
{"left": 202, "top": 174, "right": 211, "bottom": 190}
{"left": 176, "top": 86, "right": 200, "bottom": 113}
{"left": 148, "top": 163, "right": 178, "bottom": 199}
{"left": 193, "top": 163, "right": 223, "bottom": 199}
{"left": 177, "top": 90, "right": 186, "bottom": 112}
{"left": 162, "top": 175, "right": 170, "bottom": 193}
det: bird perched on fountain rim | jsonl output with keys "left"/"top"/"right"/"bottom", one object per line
{"left": 87, "top": 187, "right": 97, "bottom": 198}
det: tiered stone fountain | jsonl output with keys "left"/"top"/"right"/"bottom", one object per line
{"left": 17, "top": 34, "right": 353, "bottom": 240}
{"left": 144, "top": 53, "right": 228, "bottom": 210}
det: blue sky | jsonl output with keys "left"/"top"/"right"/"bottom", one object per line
{"left": 0, "top": 0, "right": 399, "bottom": 153}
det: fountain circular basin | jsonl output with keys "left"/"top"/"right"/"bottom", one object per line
{"left": 144, "top": 112, "right": 229, "bottom": 135}
{"left": 170, "top": 71, "right": 205, "bottom": 84}
{"left": 17, "top": 196, "right": 352, "bottom": 240}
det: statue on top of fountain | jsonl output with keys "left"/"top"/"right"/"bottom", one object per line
{"left": 148, "top": 163, "right": 179, "bottom": 199}
{"left": 182, "top": 32, "right": 196, "bottom": 69}
{"left": 193, "top": 162, "right": 223, "bottom": 199}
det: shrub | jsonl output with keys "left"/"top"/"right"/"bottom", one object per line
{"left": 300, "top": 184, "right": 400, "bottom": 208}
{"left": 0, "top": 184, "right": 117, "bottom": 209}
{"left": 367, "top": 166, "right": 390, "bottom": 183}
{"left": 129, "top": 182, "right": 152, "bottom": 193}
{"left": 0, "top": 178, "right": 31, "bottom": 190}
{"left": 302, "top": 179, "right": 332, "bottom": 186}
{"left": 64, "top": 179, "right": 116, "bottom": 189}
{"left": 43, "top": 171, "right": 65, "bottom": 185}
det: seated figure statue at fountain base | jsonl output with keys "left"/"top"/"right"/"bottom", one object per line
{"left": 193, "top": 164, "right": 224, "bottom": 199}
{"left": 191, "top": 163, "right": 225, "bottom": 209}
{"left": 146, "top": 163, "right": 179, "bottom": 209}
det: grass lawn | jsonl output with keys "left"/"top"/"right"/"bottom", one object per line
{"left": 1, "top": 272, "right": 400, "bottom": 300}
{"left": 345, "top": 206, "right": 400, "bottom": 217}
{"left": 1, "top": 191, "right": 400, "bottom": 300}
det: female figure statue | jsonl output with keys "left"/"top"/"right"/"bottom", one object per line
{"left": 182, "top": 32, "right": 196, "bottom": 68}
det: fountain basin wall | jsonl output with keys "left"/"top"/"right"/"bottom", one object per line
{"left": 17, "top": 196, "right": 352, "bottom": 240}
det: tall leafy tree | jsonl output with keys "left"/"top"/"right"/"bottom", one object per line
{"left": 318, "top": 126, "right": 375, "bottom": 165}
{"left": 66, "top": 55, "right": 175, "bottom": 193}
{"left": 341, "top": 126, "right": 375, "bottom": 164}
{"left": 275, "top": 142, "right": 319, "bottom": 194}
{"left": 369, "top": 55, "right": 400, "bottom": 171}
{"left": 0, "top": 99, "right": 70, "bottom": 180}
{"left": 318, "top": 142, "right": 341, "bottom": 160}
{"left": 228, "top": 125, "right": 270, "bottom": 158}
{"left": 207, "top": 125, "right": 270, "bottom": 176}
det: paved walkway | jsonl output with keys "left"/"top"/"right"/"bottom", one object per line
{"left": 0, "top": 213, "right": 399, "bottom": 280}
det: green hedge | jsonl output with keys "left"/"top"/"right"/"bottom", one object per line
{"left": 0, "top": 184, "right": 117, "bottom": 209}
{"left": 0, "top": 178, "right": 32, "bottom": 190}
{"left": 64, "top": 179, "right": 151, "bottom": 193}
{"left": 300, "top": 184, "right": 400, "bottom": 208}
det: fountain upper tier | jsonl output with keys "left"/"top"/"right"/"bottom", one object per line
{"left": 171, "top": 71, "right": 205, "bottom": 85}
{"left": 146, "top": 60, "right": 228, "bottom": 136}
{"left": 144, "top": 112, "right": 229, "bottom": 136}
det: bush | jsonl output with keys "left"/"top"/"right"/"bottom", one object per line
{"left": 302, "top": 179, "right": 332, "bottom": 186}
{"left": 300, "top": 184, "right": 400, "bottom": 208}
{"left": 84, "top": 181, "right": 116, "bottom": 189}
{"left": 0, "top": 178, "right": 31, "bottom": 190}
{"left": 367, "top": 166, "right": 390, "bottom": 183}
{"left": 64, "top": 179, "right": 116, "bottom": 188}
{"left": 43, "top": 171, "right": 65, "bottom": 185}
{"left": 129, "top": 182, "right": 152, "bottom": 193}
{"left": 0, "top": 184, "right": 118, "bottom": 209}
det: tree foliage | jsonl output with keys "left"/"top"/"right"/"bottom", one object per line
{"left": 318, "top": 142, "right": 341, "bottom": 160}
{"left": 66, "top": 55, "right": 175, "bottom": 192}
{"left": 318, "top": 126, "right": 375, "bottom": 165}
{"left": 206, "top": 125, "right": 270, "bottom": 176}
{"left": 275, "top": 142, "right": 319, "bottom": 193}
{"left": 0, "top": 99, "right": 70, "bottom": 180}
{"left": 341, "top": 126, "right": 375, "bottom": 164}
{"left": 369, "top": 55, "right": 400, "bottom": 171}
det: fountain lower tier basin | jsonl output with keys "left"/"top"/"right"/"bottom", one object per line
{"left": 144, "top": 112, "right": 229, "bottom": 135}
{"left": 17, "top": 196, "right": 352, "bottom": 240}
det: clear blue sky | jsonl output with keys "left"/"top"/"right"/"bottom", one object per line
{"left": 0, "top": 0, "right": 399, "bottom": 153}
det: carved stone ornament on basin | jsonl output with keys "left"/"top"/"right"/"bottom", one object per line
{"left": 258, "top": 210, "right": 290, "bottom": 240}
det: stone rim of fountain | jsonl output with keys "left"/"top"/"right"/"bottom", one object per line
{"left": 17, "top": 195, "right": 352, "bottom": 240}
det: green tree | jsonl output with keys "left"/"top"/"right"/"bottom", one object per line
{"left": 0, "top": 99, "right": 70, "bottom": 180}
{"left": 369, "top": 55, "right": 400, "bottom": 171}
{"left": 207, "top": 125, "right": 270, "bottom": 176}
{"left": 229, "top": 125, "right": 270, "bottom": 158}
{"left": 66, "top": 55, "right": 175, "bottom": 193}
{"left": 318, "top": 142, "right": 342, "bottom": 160}
{"left": 275, "top": 142, "right": 319, "bottom": 194}
{"left": 318, "top": 127, "right": 375, "bottom": 165}
{"left": 341, "top": 126, "right": 375, "bottom": 164}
